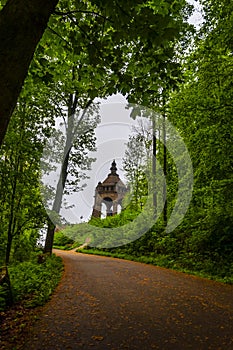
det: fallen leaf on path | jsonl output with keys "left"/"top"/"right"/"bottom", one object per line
{"left": 91, "top": 335, "right": 104, "bottom": 341}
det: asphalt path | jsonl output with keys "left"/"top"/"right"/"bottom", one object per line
{"left": 22, "top": 249, "right": 233, "bottom": 350}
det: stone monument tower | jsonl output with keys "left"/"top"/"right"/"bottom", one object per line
{"left": 92, "top": 160, "right": 127, "bottom": 218}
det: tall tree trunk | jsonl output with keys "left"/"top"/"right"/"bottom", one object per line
{"left": 43, "top": 93, "right": 77, "bottom": 254}
{"left": 163, "top": 112, "right": 167, "bottom": 225}
{"left": 44, "top": 218, "right": 56, "bottom": 255}
{"left": 43, "top": 134, "right": 72, "bottom": 254}
{"left": 5, "top": 232, "right": 13, "bottom": 266}
{"left": 152, "top": 115, "right": 157, "bottom": 217}
{"left": 0, "top": 0, "right": 59, "bottom": 146}
{"left": 43, "top": 95, "right": 93, "bottom": 254}
{"left": 5, "top": 163, "right": 18, "bottom": 265}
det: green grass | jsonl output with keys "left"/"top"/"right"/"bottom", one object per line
{"left": 52, "top": 231, "right": 81, "bottom": 251}
{"left": 53, "top": 241, "right": 81, "bottom": 251}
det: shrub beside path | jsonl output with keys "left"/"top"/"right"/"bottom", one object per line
{"left": 20, "top": 249, "right": 233, "bottom": 349}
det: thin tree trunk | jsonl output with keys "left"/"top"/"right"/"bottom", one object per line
{"left": 4, "top": 166, "right": 18, "bottom": 304}
{"left": 5, "top": 192, "right": 14, "bottom": 265}
{"left": 43, "top": 127, "right": 73, "bottom": 254}
{"left": 5, "top": 232, "right": 13, "bottom": 266}
{"left": 43, "top": 95, "right": 93, "bottom": 254}
{"left": 163, "top": 112, "right": 167, "bottom": 225}
{"left": 5, "top": 162, "right": 18, "bottom": 265}
{"left": 0, "top": 0, "right": 59, "bottom": 146}
{"left": 152, "top": 115, "right": 157, "bottom": 217}
{"left": 43, "top": 93, "right": 78, "bottom": 254}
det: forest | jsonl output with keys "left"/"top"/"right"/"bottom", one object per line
{"left": 0, "top": 0, "right": 232, "bottom": 313}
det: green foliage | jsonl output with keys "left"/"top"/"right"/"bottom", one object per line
{"left": 123, "top": 120, "right": 152, "bottom": 210}
{"left": 161, "top": 0, "right": 233, "bottom": 282}
{"left": 0, "top": 100, "right": 48, "bottom": 265}
{"left": 53, "top": 231, "right": 74, "bottom": 249}
{"left": 12, "top": 230, "right": 41, "bottom": 263}
{"left": 8, "top": 254, "right": 63, "bottom": 308}
{"left": 61, "top": 222, "right": 96, "bottom": 245}
{"left": 89, "top": 205, "right": 141, "bottom": 228}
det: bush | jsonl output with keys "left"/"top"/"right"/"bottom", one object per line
{"left": 8, "top": 254, "right": 63, "bottom": 308}
{"left": 53, "top": 231, "right": 74, "bottom": 248}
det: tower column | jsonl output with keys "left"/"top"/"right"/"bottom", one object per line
{"left": 112, "top": 201, "right": 118, "bottom": 215}
{"left": 92, "top": 189, "right": 102, "bottom": 218}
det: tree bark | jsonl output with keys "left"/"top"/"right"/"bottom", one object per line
{"left": 163, "top": 113, "right": 167, "bottom": 225}
{"left": 0, "top": 266, "right": 13, "bottom": 306}
{"left": 44, "top": 219, "right": 56, "bottom": 255}
{"left": 0, "top": 0, "right": 59, "bottom": 146}
{"left": 152, "top": 115, "right": 157, "bottom": 217}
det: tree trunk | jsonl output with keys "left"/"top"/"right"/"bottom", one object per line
{"left": 0, "top": 0, "right": 59, "bottom": 146}
{"left": 43, "top": 93, "right": 77, "bottom": 254}
{"left": 44, "top": 219, "right": 56, "bottom": 255}
{"left": 152, "top": 115, "right": 157, "bottom": 217}
{"left": 43, "top": 141, "right": 72, "bottom": 254}
{"left": 43, "top": 94, "right": 93, "bottom": 254}
{"left": 0, "top": 266, "right": 13, "bottom": 306}
{"left": 163, "top": 113, "right": 167, "bottom": 225}
{"left": 5, "top": 165, "right": 18, "bottom": 265}
{"left": 5, "top": 232, "right": 13, "bottom": 266}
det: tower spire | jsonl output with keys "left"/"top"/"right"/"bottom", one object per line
{"left": 110, "top": 159, "right": 117, "bottom": 175}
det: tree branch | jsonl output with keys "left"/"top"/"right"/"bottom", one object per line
{"left": 47, "top": 26, "right": 72, "bottom": 47}
{"left": 66, "top": 15, "right": 104, "bottom": 58}
{"left": 116, "top": 1, "right": 133, "bottom": 20}
{"left": 54, "top": 10, "right": 113, "bottom": 22}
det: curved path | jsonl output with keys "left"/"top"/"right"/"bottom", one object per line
{"left": 23, "top": 250, "right": 233, "bottom": 350}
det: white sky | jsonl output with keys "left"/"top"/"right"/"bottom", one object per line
{"left": 188, "top": 0, "right": 203, "bottom": 28}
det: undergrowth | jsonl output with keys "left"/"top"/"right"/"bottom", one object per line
{"left": 0, "top": 254, "right": 63, "bottom": 310}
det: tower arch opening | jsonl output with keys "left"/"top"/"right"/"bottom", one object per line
{"left": 103, "top": 197, "right": 113, "bottom": 217}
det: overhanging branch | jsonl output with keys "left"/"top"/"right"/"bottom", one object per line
{"left": 54, "top": 10, "right": 113, "bottom": 23}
